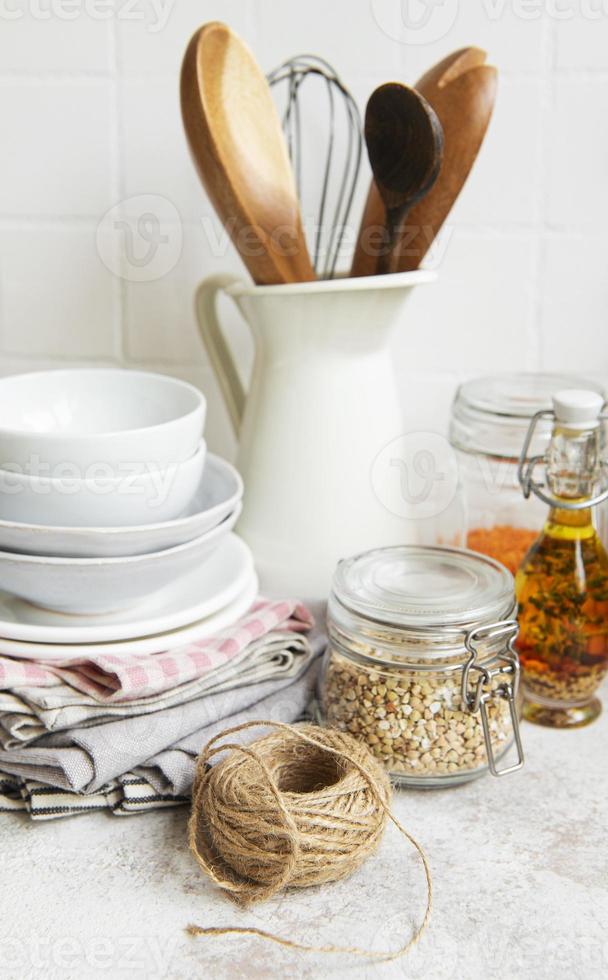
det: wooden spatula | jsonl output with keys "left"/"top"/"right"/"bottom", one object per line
{"left": 181, "top": 22, "right": 315, "bottom": 285}
{"left": 351, "top": 48, "right": 497, "bottom": 277}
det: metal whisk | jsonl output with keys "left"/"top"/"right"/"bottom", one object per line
{"left": 268, "top": 55, "right": 363, "bottom": 280}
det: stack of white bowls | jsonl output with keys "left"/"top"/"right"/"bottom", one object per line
{"left": 0, "top": 370, "right": 254, "bottom": 656}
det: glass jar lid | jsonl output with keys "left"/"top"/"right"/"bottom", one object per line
{"left": 450, "top": 372, "right": 605, "bottom": 460}
{"left": 331, "top": 545, "right": 514, "bottom": 637}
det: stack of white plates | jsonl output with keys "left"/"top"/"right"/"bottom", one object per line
{"left": 0, "top": 369, "right": 255, "bottom": 657}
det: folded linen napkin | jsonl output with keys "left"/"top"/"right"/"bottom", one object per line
{"left": 0, "top": 598, "right": 314, "bottom": 749}
{"left": 0, "top": 599, "right": 312, "bottom": 701}
{"left": 0, "top": 648, "right": 323, "bottom": 820}
{"left": 0, "top": 630, "right": 312, "bottom": 747}
{"left": 0, "top": 629, "right": 326, "bottom": 794}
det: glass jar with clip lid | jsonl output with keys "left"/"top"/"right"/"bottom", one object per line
{"left": 449, "top": 373, "right": 606, "bottom": 574}
{"left": 319, "top": 545, "right": 525, "bottom": 788}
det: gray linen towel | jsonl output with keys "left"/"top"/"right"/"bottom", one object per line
{"left": 0, "top": 638, "right": 324, "bottom": 795}
{"left": 0, "top": 631, "right": 313, "bottom": 748}
{"left": 0, "top": 653, "right": 322, "bottom": 820}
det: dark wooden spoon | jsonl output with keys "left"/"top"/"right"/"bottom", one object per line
{"left": 352, "top": 48, "right": 496, "bottom": 277}
{"left": 364, "top": 83, "right": 444, "bottom": 276}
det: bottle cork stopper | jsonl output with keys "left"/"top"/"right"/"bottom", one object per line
{"left": 553, "top": 389, "right": 604, "bottom": 429}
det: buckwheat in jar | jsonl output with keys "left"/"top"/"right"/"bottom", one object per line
{"left": 320, "top": 546, "right": 525, "bottom": 787}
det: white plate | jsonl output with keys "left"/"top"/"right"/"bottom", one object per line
{"left": 0, "top": 572, "right": 258, "bottom": 660}
{"left": 0, "top": 534, "right": 254, "bottom": 644}
{"left": 0, "top": 512, "right": 242, "bottom": 615}
{"left": 0, "top": 453, "right": 243, "bottom": 558}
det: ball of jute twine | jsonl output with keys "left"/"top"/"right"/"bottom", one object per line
{"left": 187, "top": 721, "right": 432, "bottom": 962}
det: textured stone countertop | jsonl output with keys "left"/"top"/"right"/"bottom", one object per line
{"left": 1, "top": 702, "right": 606, "bottom": 980}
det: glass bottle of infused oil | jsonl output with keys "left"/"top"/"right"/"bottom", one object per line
{"left": 516, "top": 390, "right": 608, "bottom": 728}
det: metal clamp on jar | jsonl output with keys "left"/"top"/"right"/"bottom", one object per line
{"left": 518, "top": 391, "right": 608, "bottom": 512}
{"left": 319, "top": 545, "right": 525, "bottom": 788}
{"left": 461, "top": 621, "right": 524, "bottom": 777}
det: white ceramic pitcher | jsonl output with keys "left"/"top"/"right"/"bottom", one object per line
{"left": 196, "top": 271, "right": 435, "bottom": 596}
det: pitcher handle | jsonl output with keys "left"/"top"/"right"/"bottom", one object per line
{"left": 195, "top": 275, "right": 247, "bottom": 438}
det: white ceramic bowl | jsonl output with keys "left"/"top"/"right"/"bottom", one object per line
{"left": 0, "top": 442, "right": 206, "bottom": 528}
{"left": 0, "top": 453, "right": 243, "bottom": 557}
{"left": 0, "top": 517, "right": 241, "bottom": 614}
{"left": 0, "top": 369, "right": 206, "bottom": 471}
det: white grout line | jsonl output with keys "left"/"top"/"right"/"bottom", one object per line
{"left": 526, "top": 14, "right": 557, "bottom": 372}
{"left": 1, "top": 66, "right": 607, "bottom": 84}
{"left": 108, "top": 11, "right": 127, "bottom": 364}
{"left": 0, "top": 216, "right": 603, "bottom": 239}
{"left": 0, "top": 217, "right": 603, "bottom": 239}
{"left": 0, "top": 73, "right": 112, "bottom": 83}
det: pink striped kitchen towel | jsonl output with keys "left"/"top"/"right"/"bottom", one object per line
{"left": 0, "top": 599, "right": 313, "bottom": 703}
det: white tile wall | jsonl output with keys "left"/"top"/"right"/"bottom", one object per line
{"left": 253, "top": 0, "right": 402, "bottom": 79}
{"left": 555, "top": 13, "right": 608, "bottom": 69}
{"left": 0, "top": 224, "right": 119, "bottom": 358}
{"left": 402, "top": 231, "right": 537, "bottom": 372}
{"left": 540, "top": 234, "right": 608, "bottom": 373}
{"left": 123, "top": 221, "right": 254, "bottom": 366}
{"left": 117, "top": 0, "right": 255, "bottom": 76}
{"left": 121, "top": 76, "right": 203, "bottom": 218}
{"left": 446, "top": 78, "right": 544, "bottom": 227}
{"left": 546, "top": 79, "right": 608, "bottom": 229}
{"left": 0, "top": 79, "right": 115, "bottom": 217}
{"left": 0, "top": 1, "right": 606, "bottom": 458}
{"left": 0, "top": 10, "right": 111, "bottom": 72}
{"left": 397, "top": 0, "right": 547, "bottom": 77}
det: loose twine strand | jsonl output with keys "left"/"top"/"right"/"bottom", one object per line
{"left": 187, "top": 721, "right": 432, "bottom": 963}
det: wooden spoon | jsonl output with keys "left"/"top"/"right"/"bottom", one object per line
{"left": 351, "top": 48, "right": 497, "bottom": 277}
{"left": 181, "top": 22, "right": 315, "bottom": 285}
{"left": 418, "top": 46, "right": 488, "bottom": 92}
{"left": 364, "top": 83, "right": 444, "bottom": 276}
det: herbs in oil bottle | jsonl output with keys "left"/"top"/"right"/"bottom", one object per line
{"left": 516, "top": 390, "right": 608, "bottom": 728}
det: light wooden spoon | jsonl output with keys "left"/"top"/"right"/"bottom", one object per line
{"left": 351, "top": 48, "right": 497, "bottom": 277}
{"left": 364, "top": 83, "right": 444, "bottom": 276}
{"left": 181, "top": 22, "right": 315, "bottom": 285}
